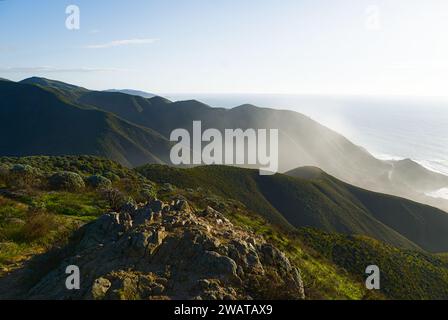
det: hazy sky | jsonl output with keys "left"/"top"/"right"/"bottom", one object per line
{"left": 1, "top": 0, "right": 448, "bottom": 96}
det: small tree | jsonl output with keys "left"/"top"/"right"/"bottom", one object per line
{"left": 101, "top": 188, "right": 126, "bottom": 211}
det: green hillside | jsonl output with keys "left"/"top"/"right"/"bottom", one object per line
{"left": 20, "top": 77, "right": 89, "bottom": 102}
{"left": 104, "top": 89, "right": 156, "bottom": 98}
{"left": 20, "top": 77, "right": 448, "bottom": 213}
{"left": 0, "top": 81, "right": 172, "bottom": 167}
{"left": 1, "top": 156, "right": 447, "bottom": 299}
{"left": 0, "top": 156, "right": 367, "bottom": 300}
{"left": 298, "top": 228, "right": 448, "bottom": 299}
{"left": 287, "top": 167, "right": 448, "bottom": 253}
{"left": 137, "top": 164, "right": 448, "bottom": 252}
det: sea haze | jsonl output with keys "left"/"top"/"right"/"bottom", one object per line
{"left": 166, "top": 93, "right": 448, "bottom": 178}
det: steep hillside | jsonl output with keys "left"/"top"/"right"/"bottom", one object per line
{"left": 20, "top": 77, "right": 89, "bottom": 102}
{"left": 0, "top": 156, "right": 366, "bottom": 300}
{"left": 287, "top": 167, "right": 448, "bottom": 253}
{"left": 298, "top": 228, "right": 448, "bottom": 299}
{"left": 137, "top": 165, "right": 448, "bottom": 252}
{"left": 20, "top": 77, "right": 448, "bottom": 212}
{"left": 1, "top": 156, "right": 447, "bottom": 300}
{"left": 0, "top": 81, "right": 172, "bottom": 167}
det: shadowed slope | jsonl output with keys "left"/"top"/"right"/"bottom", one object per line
{"left": 137, "top": 165, "right": 448, "bottom": 252}
{"left": 0, "top": 81, "right": 172, "bottom": 167}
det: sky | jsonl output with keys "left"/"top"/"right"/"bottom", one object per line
{"left": 1, "top": 0, "right": 448, "bottom": 96}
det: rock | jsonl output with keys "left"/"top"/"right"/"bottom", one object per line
{"left": 202, "top": 206, "right": 218, "bottom": 217}
{"left": 129, "top": 231, "right": 151, "bottom": 256}
{"left": 149, "top": 200, "right": 163, "bottom": 213}
{"left": 173, "top": 200, "right": 192, "bottom": 213}
{"left": 14, "top": 198, "right": 305, "bottom": 300}
{"left": 153, "top": 212, "right": 162, "bottom": 220}
{"left": 198, "top": 251, "right": 238, "bottom": 279}
{"left": 97, "top": 213, "right": 120, "bottom": 231}
{"left": 133, "top": 207, "right": 153, "bottom": 225}
{"left": 91, "top": 277, "right": 112, "bottom": 300}
{"left": 150, "top": 227, "right": 167, "bottom": 246}
{"left": 119, "top": 212, "right": 133, "bottom": 230}
{"left": 162, "top": 205, "right": 171, "bottom": 214}
{"left": 151, "top": 283, "right": 165, "bottom": 295}
{"left": 120, "top": 201, "right": 137, "bottom": 215}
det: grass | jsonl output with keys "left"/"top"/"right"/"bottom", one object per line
{"left": 298, "top": 228, "right": 448, "bottom": 299}
{"left": 0, "top": 193, "right": 87, "bottom": 274}
{"left": 1, "top": 156, "right": 448, "bottom": 300}
{"left": 0, "top": 156, "right": 154, "bottom": 276}
{"left": 155, "top": 184, "right": 367, "bottom": 299}
{"left": 0, "top": 190, "right": 107, "bottom": 274}
{"left": 35, "top": 192, "right": 107, "bottom": 220}
{"left": 202, "top": 200, "right": 370, "bottom": 300}
{"left": 136, "top": 164, "right": 432, "bottom": 251}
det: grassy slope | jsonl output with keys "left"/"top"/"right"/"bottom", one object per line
{"left": 0, "top": 81, "right": 172, "bottom": 167}
{"left": 0, "top": 156, "right": 368, "bottom": 300}
{"left": 137, "top": 165, "right": 425, "bottom": 251}
{"left": 287, "top": 167, "right": 448, "bottom": 253}
{"left": 155, "top": 173, "right": 448, "bottom": 300}
{"left": 1, "top": 156, "right": 448, "bottom": 299}
{"left": 0, "top": 156, "right": 149, "bottom": 275}
{"left": 19, "top": 77, "right": 448, "bottom": 213}
{"left": 298, "top": 228, "right": 448, "bottom": 299}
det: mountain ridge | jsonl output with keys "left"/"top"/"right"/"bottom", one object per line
{"left": 104, "top": 89, "right": 156, "bottom": 98}
{"left": 6, "top": 77, "right": 448, "bottom": 212}
{"left": 0, "top": 80, "right": 172, "bottom": 167}
{"left": 137, "top": 164, "right": 448, "bottom": 253}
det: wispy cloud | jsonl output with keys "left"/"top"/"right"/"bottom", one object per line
{"left": 85, "top": 38, "right": 158, "bottom": 49}
{"left": 0, "top": 66, "right": 130, "bottom": 73}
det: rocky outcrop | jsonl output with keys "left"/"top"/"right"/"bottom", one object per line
{"left": 16, "top": 200, "right": 305, "bottom": 300}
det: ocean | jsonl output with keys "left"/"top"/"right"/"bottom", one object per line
{"left": 166, "top": 93, "right": 448, "bottom": 179}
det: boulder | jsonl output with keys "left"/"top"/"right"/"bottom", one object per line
{"left": 91, "top": 277, "right": 112, "bottom": 300}
{"left": 13, "top": 198, "right": 305, "bottom": 300}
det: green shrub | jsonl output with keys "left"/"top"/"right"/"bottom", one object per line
{"left": 7, "top": 164, "right": 41, "bottom": 188}
{"left": 0, "top": 163, "right": 9, "bottom": 176}
{"left": 48, "top": 171, "right": 85, "bottom": 191}
{"left": 0, "top": 164, "right": 9, "bottom": 186}
{"left": 86, "top": 175, "right": 112, "bottom": 190}
{"left": 101, "top": 188, "right": 127, "bottom": 211}
{"left": 103, "top": 172, "right": 121, "bottom": 183}
{"left": 20, "top": 211, "right": 57, "bottom": 243}
{"left": 135, "top": 183, "right": 157, "bottom": 203}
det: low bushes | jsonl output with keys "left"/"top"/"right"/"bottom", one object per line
{"left": 3, "top": 164, "right": 42, "bottom": 189}
{"left": 86, "top": 175, "right": 112, "bottom": 190}
{"left": 48, "top": 171, "right": 85, "bottom": 191}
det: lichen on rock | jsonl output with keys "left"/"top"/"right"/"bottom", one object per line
{"left": 11, "top": 199, "right": 305, "bottom": 300}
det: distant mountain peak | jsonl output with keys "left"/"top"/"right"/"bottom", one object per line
{"left": 235, "top": 103, "right": 259, "bottom": 109}
{"left": 148, "top": 95, "right": 172, "bottom": 104}
{"left": 174, "top": 99, "right": 211, "bottom": 109}
{"left": 20, "top": 77, "right": 88, "bottom": 92}
{"left": 286, "top": 166, "right": 327, "bottom": 180}
{"left": 104, "top": 89, "right": 156, "bottom": 99}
